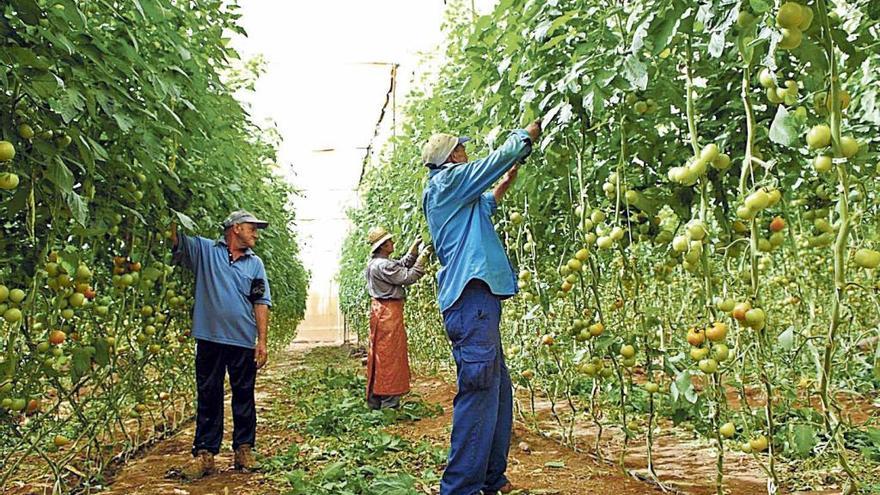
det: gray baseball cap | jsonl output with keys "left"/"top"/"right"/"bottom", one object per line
{"left": 222, "top": 210, "right": 268, "bottom": 229}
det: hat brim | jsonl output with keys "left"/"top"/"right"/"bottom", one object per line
{"left": 223, "top": 219, "right": 269, "bottom": 229}
{"left": 370, "top": 233, "right": 393, "bottom": 253}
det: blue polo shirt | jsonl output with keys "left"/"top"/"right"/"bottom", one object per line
{"left": 422, "top": 129, "right": 533, "bottom": 312}
{"left": 172, "top": 234, "right": 272, "bottom": 349}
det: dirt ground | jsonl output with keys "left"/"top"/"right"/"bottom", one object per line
{"left": 83, "top": 344, "right": 870, "bottom": 494}
{"left": 394, "top": 377, "right": 661, "bottom": 495}
{"left": 95, "top": 346, "right": 663, "bottom": 495}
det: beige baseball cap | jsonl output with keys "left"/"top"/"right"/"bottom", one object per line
{"left": 421, "top": 134, "right": 470, "bottom": 166}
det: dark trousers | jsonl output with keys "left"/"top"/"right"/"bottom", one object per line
{"left": 440, "top": 280, "right": 512, "bottom": 495}
{"left": 192, "top": 339, "right": 256, "bottom": 456}
{"left": 367, "top": 393, "right": 401, "bottom": 410}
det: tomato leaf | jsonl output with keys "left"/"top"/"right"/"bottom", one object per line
{"left": 622, "top": 54, "right": 648, "bottom": 91}
{"left": 28, "top": 71, "right": 63, "bottom": 98}
{"left": 778, "top": 326, "right": 795, "bottom": 351}
{"left": 49, "top": 88, "right": 86, "bottom": 124}
{"left": 790, "top": 424, "right": 817, "bottom": 457}
{"left": 93, "top": 339, "right": 111, "bottom": 367}
{"left": 649, "top": 4, "right": 684, "bottom": 55}
{"left": 11, "top": 0, "right": 42, "bottom": 25}
{"left": 71, "top": 347, "right": 93, "bottom": 383}
{"left": 172, "top": 208, "right": 197, "bottom": 231}
{"left": 671, "top": 370, "right": 698, "bottom": 404}
{"left": 62, "top": 190, "right": 88, "bottom": 227}
{"left": 769, "top": 105, "right": 799, "bottom": 147}
{"left": 47, "top": 157, "right": 75, "bottom": 192}
{"left": 369, "top": 473, "right": 415, "bottom": 494}
{"left": 749, "top": 0, "right": 771, "bottom": 14}
{"left": 7, "top": 47, "right": 50, "bottom": 70}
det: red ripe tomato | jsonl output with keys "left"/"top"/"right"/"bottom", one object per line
{"left": 687, "top": 327, "right": 706, "bottom": 347}
{"left": 732, "top": 302, "right": 751, "bottom": 321}
{"left": 769, "top": 216, "right": 785, "bottom": 233}
{"left": 49, "top": 330, "right": 67, "bottom": 345}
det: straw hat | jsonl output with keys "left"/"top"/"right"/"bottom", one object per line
{"left": 367, "top": 226, "right": 393, "bottom": 253}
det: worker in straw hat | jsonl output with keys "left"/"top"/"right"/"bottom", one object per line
{"left": 421, "top": 119, "right": 542, "bottom": 495}
{"left": 364, "top": 226, "right": 430, "bottom": 410}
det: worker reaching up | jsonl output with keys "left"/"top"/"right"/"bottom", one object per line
{"left": 364, "top": 227, "right": 430, "bottom": 410}
{"left": 421, "top": 119, "right": 542, "bottom": 495}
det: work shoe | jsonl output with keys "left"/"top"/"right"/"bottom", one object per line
{"left": 166, "top": 450, "right": 215, "bottom": 480}
{"left": 234, "top": 444, "right": 258, "bottom": 472}
{"left": 484, "top": 481, "right": 515, "bottom": 494}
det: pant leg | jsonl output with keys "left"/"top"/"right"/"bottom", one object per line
{"left": 380, "top": 394, "right": 401, "bottom": 409}
{"left": 440, "top": 280, "right": 506, "bottom": 495}
{"left": 441, "top": 347, "right": 501, "bottom": 495}
{"left": 227, "top": 343, "right": 257, "bottom": 450}
{"left": 367, "top": 393, "right": 382, "bottom": 410}
{"left": 484, "top": 355, "right": 513, "bottom": 492}
{"left": 193, "top": 340, "right": 226, "bottom": 455}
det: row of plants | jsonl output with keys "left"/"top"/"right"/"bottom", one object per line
{"left": 1, "top": 1, "right": 307, "bottom": 491}
{"left": 340, "top": 0, "right": 879, "bottom": 493}
{"left": 262, "top": 347, "right": 445, "bottom": 495}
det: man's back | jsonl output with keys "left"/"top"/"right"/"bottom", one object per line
{"left": 422, "top": 130, "right": 532, "bottom": 312}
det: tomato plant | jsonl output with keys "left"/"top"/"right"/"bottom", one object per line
{"left": 1, "top": 0, "right": 307, "bottom": 489}
{"left": 341, "top": 1, "right": 880, "bottom": 493}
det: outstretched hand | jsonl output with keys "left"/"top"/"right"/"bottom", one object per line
{"left": 408, "top": 239, "right": 422, "bottom": 256}
{"left": 526, "top": 119, "right": 542, "bottom": 142}
{"left": 417, "top": 244, "right": 433, "bottom": 264}
{"left": 502, "top": 165, "right": 519, "bottom": 185}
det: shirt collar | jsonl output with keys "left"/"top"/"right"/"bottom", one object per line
{"left": 428, "top": 162, "right": 463, "bottom": 177}
{"left": 215, "top": 238, "right": 255, "bottom": 257}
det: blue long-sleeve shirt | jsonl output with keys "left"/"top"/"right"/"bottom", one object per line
{"left": 422, "top": 129, "right": 533, "bottom": 312}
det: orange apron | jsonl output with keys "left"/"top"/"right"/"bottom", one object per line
{"left": 366, "top": 299, "right": 411, "bottom": 397}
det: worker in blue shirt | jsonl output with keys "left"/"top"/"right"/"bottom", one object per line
{"left": 167, "top": 210, "right": 272, "bottom": 479}
{"left": 421, "top": 119, "right": 542, "bottom": 495}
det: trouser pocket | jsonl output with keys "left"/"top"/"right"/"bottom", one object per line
{"left": 455, "top": 345, "right": 497, "bottom": 392}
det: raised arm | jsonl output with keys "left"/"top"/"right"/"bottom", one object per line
{"left": 169, "top": 223, "right": 204, "bottom": 271}
{"left": 493, "top": 164, "right": 519, "bottom": 203}
{"left": 372, "top": 258, "right": 426, "bottom": 287}
{"left": 401, "top": 239, "right": 421, "bottom": 268}
{"left": 441, "top": 130, "right": 531, "bottom": 204}
{"left": 441, "top": 120, "right": 542, "bottom": 204}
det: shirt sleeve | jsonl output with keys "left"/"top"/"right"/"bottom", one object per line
{"left": 373, "top": 258, "right": 425, "bottom": 287}
{"left": 439, "top": 130, "right": 532, "bottom": 204}
{"left": 480, "top": 192, "right": 499, "bottom": 216}
{"left": 251, "top": 258, "right": 272, "bottom": 307}
{"left": 401, "top": 251, "right": 418, "bottom": 268}
{"left": 171, "top": 233, "right": 204, "bottom": 272}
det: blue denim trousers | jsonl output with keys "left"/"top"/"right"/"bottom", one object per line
{"left": 440, "top": 280, "right": 512, "bottom": 495}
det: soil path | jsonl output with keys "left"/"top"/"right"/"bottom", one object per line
{"left": 101, "top": 345, "right": 663, "bottom": 495}
{"left": 394, "top": 377, "right": 659, "bottom": 495}
{"left": 103, "top": 345, "right": 845, "bottom": 495}
{"left": 98, "top": 344, "right": 312, "bottom": 495}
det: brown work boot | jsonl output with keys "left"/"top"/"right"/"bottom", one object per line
{"left": 166, "top": 450, "right": 215, "bottom": 480}
{"left": 234, "top": 444, "right": 258, "bottom": 472}
{"left": 484, "top": 481, "right": 515, "bottom": 494}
